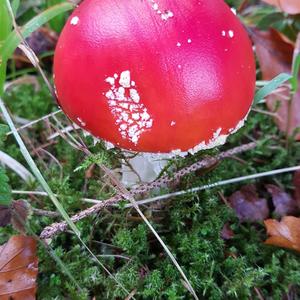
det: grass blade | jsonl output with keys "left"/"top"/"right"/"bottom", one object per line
{"left": 291, "top": 54, "right": 300, "bottom": 93}
{"left": 254, "top": 73, "right": 292, "bottom": 105}
{"left": 0, "top": 1, "right": 11, "bottom": 41}
{"left": 0, "top": 0, "right": 11, "bottom": 96}
{"left": 11, "top": 0, "right": 20, "bottom": 15}
{"left": 0, "top": 2, "right": 74, "bottom": 63}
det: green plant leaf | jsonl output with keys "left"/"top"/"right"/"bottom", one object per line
{"left": 74, "top": 152, "right": 112, "bottom": 172}
{"left": 0, "top": 2, "right": 74, "bottom": 95}
{"left": 0, "top": 2, "right": 74, "bottom": 63}
{"left": 0, "top": 1, "right": 11, "bottom": 98}
{"left": 254, "top": 73, "right": 292, "bottom": 105}
{"left": 291, "top": 54, "right": 300, "bottom": 93}
{"left": 47, "top": 0, "right": 67, "bottom": 32}
{"left": 11, "top": 0, "right": 20, "bottom": 16}
{"left": 0, "top": 1, "right": 11, "bottom": 41}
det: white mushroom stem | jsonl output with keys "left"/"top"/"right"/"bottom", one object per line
{"left": 121, "top": 152, "right": 171, "bottom": 187}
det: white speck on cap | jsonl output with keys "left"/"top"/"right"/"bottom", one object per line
{"left": 171, "top": 128, "right": 227, "bottom": 156}
{"left": 149, "top": 1, "right": 174, "bottom": 21}
{"left": 119, "top": 71, "right": 131, "bottom": 88}
{"left": 228, "top": 30, "right": 234, "bottom": 38}
{"left": 104, "top": 71, "right": 154, "bottom": 145}
{"left": 152, "top": 3, "right": 159, "bottom": 10}
{"left": 120, "top": 124, "right": 127, "bottom": 130}
{"left": 132, "top": 113, "right": 140, "bottom": 120}
{"left": 70, "top": 16, "right": 79, "bottom": 25}
{"left": 187, "top": 39, "right": 192, "bottom": 43}
{"left": 105, "top": 90, "right": 115, "bottom": 100}
{"left": 177, "top": 42, "right": 181, "bottom": 47}
{"left": 130, "top": 89, "right": 140, "bottom": 103}
{"left": 161, "top": 10, "right": 174, "bottom": 21}
{"left": 105, "top": 77, "right": 115, "bottom": 85}
{"left": 170, "top": 111, "right": 250, "bottom": 156}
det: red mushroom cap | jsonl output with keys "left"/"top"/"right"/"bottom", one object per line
{"left": 54, "top": 0, "right": 255, "bottom": 154}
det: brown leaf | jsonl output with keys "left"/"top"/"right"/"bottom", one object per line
{"left": 229, "top": 185, "right": 269, "bottom": 222}
{"left": 250, "top": 28, "right": 300, "bottom": 140}
{"left": 14, "top": 27, "right": 58, "bottom": 68}
{"left": 11, "top": 200, "right": 30, "bottom": 234}
{"left": 266, "top": 184, "right": 299, "bottom": 216}
{"left": 264, "top": 216, "right": 300, "bottom": 252}
{"left": 0, "top": 205, "right": 11, "bottom": 227}
{"left": 294, "top": 171, "right": 300, "bottom": 206}
{"left": 262, "top": 0, "right": 300, "bottom": 15}
{"left": 0, "top": 235, "right": 38, "bottom": 299}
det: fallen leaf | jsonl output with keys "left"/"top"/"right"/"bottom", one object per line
{"left": 11, "top": 200, "right": 30, "bottom": 234}
{"left": 0, "top": 235, "right": 38, "bottom": 300}
{"left": 294, "top": 171, "right": 300, "bottom": 206}
{"left": 0, "top": 200, "right": 30, "bottom": 233}
{"left": 220, "top": 223, "right": 234, "bottom": 240}
{"left": 266, "top": 184, "right": 299, "bottom": 216}
{"left": 264, "top": 216, "right": 300, "bottom": 252}
{"left": 229, "top": 185, "right": 269, "bottom": 222}
{"left": 250, "top": 28, "right": 300, "bottom": 140}
{"left": 262, "top": 0, "right": 300, "bottom": 15}
{"left": 0, "top": 205, "right": 11, "bottom": 227}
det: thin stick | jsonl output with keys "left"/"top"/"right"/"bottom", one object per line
{"left": 16, "top": 165, "right": 300, "bottom": 208}
{"left": 6, "top": 110, "right": 62, "bottom": 136}
{"left": 32, "top": 208, "right": 60, "bottom": 218}
{"left": 125, "top": 165, "right": 300, "bottom": 208}
{"left": 11, "top": 190, "right": 109, "bottom": 205}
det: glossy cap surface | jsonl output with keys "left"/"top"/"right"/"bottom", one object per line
{"left": 54, "top": 0, "right": 255, "bottom": 153}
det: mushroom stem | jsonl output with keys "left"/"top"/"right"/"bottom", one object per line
{"left": 121, "top": 152, "right": 170, "bottom": 187}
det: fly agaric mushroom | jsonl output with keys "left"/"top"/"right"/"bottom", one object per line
{"left": 54, "top": 0, "right": 255, "bottom": 156}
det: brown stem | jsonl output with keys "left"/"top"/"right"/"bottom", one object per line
{"left": 32, "top": 208, "right": 60, "bottom": 218}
